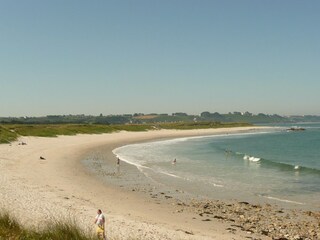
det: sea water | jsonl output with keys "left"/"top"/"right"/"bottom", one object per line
{"left": 113, "top": 124, "right": 320, "bottom": 209}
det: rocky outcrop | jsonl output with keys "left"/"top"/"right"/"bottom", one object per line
{"left": 173, "top": 199, "right": 320, "bottom": 240}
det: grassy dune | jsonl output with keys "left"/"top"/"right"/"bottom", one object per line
{"left": 0, "top": 124, "right": 153, "bottom": 143}
{"left": 0, "top": 122, "right": 252, "bottom": 144}
{"left": 0, "top": 126, "right": 18, "bottom": 144}
{"left": 157, "top": 121, "right": 251, "bottom": 130}
{"left": 0, "top": 211, "right": 95, "bottom": 240}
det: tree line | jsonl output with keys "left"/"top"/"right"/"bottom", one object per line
{"left": 1, "top": 112, "right": 319, "bottom": 125}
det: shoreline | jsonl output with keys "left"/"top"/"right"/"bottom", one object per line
{"left": 0, "top": 126, "right": 319, "bottom": 239}
{"left": 107, "top": 129, "right": 317, "bottom": 210}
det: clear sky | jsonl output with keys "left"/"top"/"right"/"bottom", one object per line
{"left": 1, "top": 1, "right": 319, "bottom": 117}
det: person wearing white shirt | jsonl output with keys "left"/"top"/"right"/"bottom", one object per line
{"left": 94, "top": 209, "right": 106, "bottom": 239}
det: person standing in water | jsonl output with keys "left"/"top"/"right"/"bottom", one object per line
{"left": 172, "top": 158, "right": 177, "bottom": 164}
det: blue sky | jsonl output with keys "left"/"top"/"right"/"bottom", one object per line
{"left": 1, "top": 1, "right": 319, "bottom": 117}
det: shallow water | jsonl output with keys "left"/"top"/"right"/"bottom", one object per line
{"left": 113, "top": 124, "right": 320, "bottom": 209}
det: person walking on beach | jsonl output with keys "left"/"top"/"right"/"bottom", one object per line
{"left": 94, "top": 209, "right": 106, "bottom": 239}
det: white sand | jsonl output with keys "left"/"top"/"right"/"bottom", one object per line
{"left": 0, "top": 127, "right": 270, "bottom": 239}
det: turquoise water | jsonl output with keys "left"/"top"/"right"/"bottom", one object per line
{"left": 113, "top": 124, "right": 320, "bottom": 209}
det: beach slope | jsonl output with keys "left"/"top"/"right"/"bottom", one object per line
{"left": 0, "top": 127, "right": 289, "bottom": 239}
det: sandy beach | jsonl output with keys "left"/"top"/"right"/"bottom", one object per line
{"left": 0, "top": 127, "right": 319, "bottom": 240}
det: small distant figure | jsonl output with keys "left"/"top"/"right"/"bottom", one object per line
{"left": 225, "top": 149, "right": 232, "bottom": 154}
{"left": 116, "top": 158, "right": 121, "bottom": 174}
{"left": 172, "top": 158, "right": 177, "bottom": 165}
{"left": 225, "top": 149, "right": 232, "bottom": 159}
{"left": 94, "top": 209, "right": 106, "bottom": 239}
{"left": 39, "top": 156, "right": 46, "bottom": 160}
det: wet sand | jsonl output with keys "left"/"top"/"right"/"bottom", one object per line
{"left": 0, "top": 127, "right": 319, "bottom": 239}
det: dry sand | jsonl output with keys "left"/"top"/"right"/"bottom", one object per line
{"left": 0, "top": 127, "right": 282, "bottom": 239}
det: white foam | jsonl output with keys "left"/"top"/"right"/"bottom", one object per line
{"left": 113, "top": 154, "right": 148, "bottom": 170}
{"left": 243, "top": 154, "right": 260, "bottom": 162}
{"left": 163, "top": 130, "right": 278, "bottom": 143}
{"left": 249, "top": 156, "right": 261, "bottom": 162}
{"left": 261, "top": 195, "right": 305, "bottom": 205}
{"left": 158, "top": 170, "right": 183, "bottom": 179}
{"left": 208, "top": 182, "right": 224, "bottom": 188}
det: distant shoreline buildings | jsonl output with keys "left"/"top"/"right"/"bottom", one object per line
{"left": 1, "top": 111, "right": 319, "bottom": 125}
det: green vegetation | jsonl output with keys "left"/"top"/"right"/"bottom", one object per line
{"left": 1, "top": 112, "right": 320, "bottom": 126}
{"left": 0, "top": 122, "right": 251, "bottom": 144}
{"left": 156, "top": 121, "right": 251, "bottom": 130}
{"left": 0, "top": 126, "right": 18, "bottom": 144}
{"left": 0, "top": 211, "right": 95, "bottom": 240}
{"left": 1, "top": 112, "right": 319, "bottom": 125}
{"left": 0, "top": 124, "right": 153, "bottom": 139}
